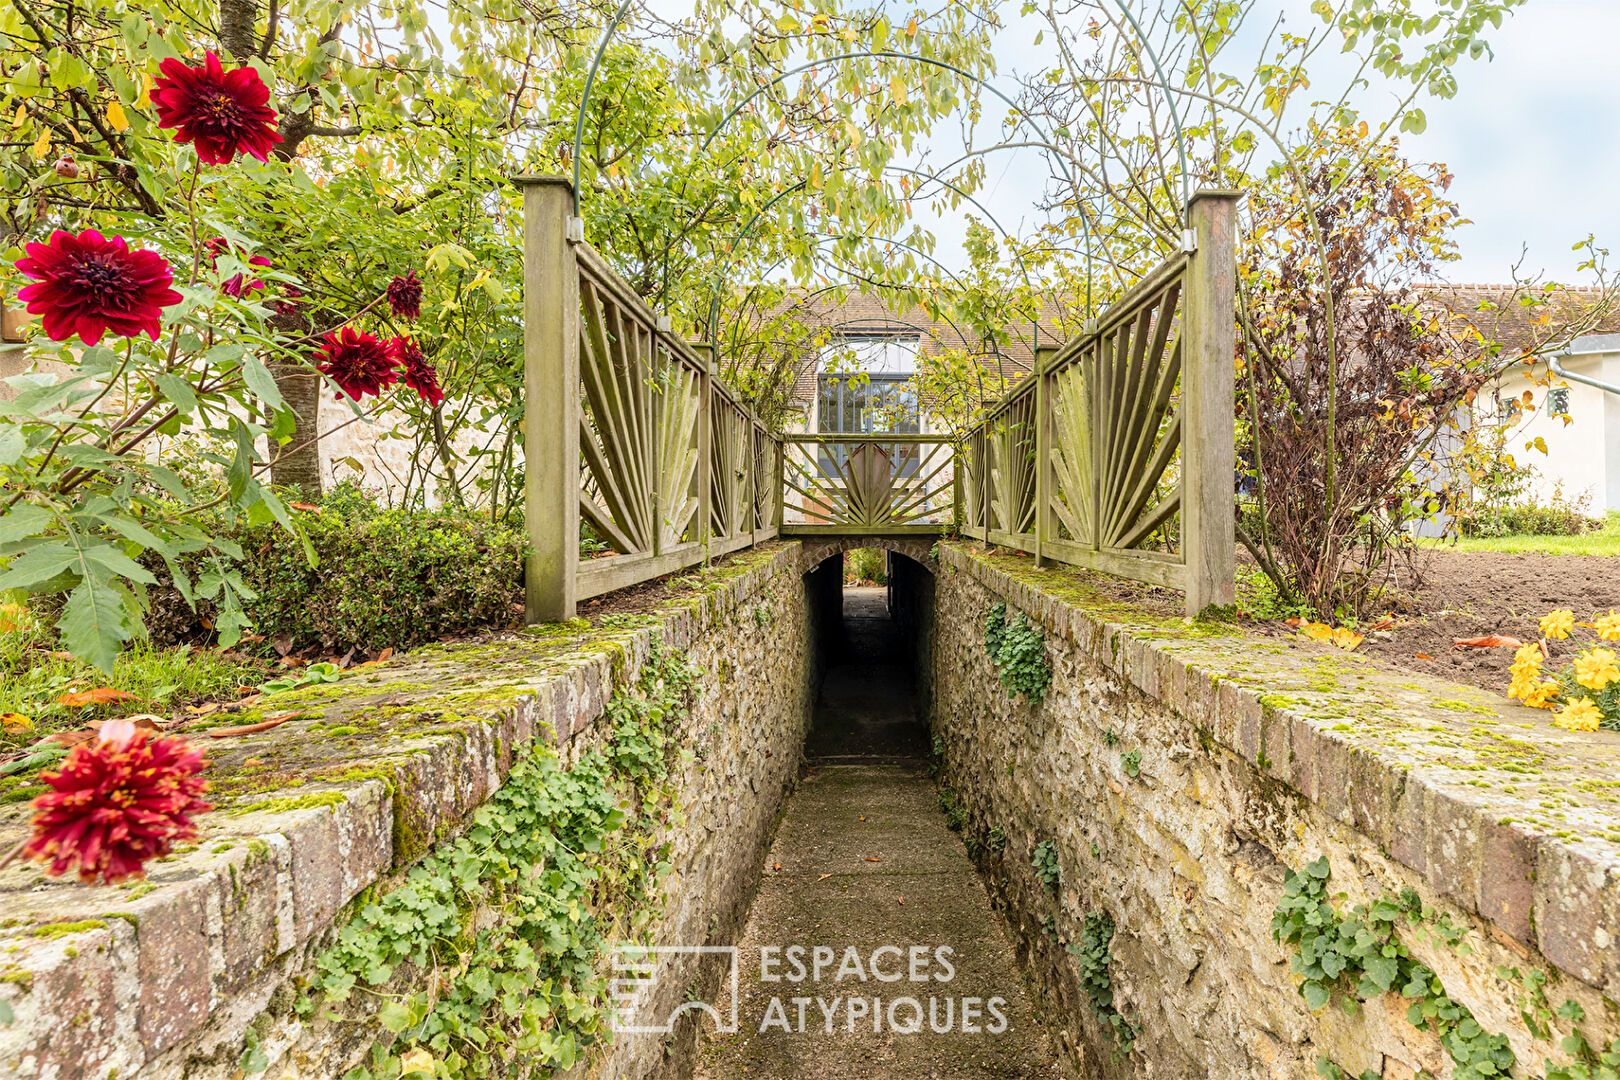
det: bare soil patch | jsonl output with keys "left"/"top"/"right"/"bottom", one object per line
{"left": 1345, "top": 547, "right": 1620, "bottom": 696}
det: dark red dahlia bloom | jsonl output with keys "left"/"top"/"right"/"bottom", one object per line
{"left": 317, "top": 327, "right": 400, "bottom": 400}
{"left": 386, "top": 271, "right": 423, "bottom": 320}
{"left": 205, "top": 237, "right": 273, "bottom": 297}
{"left": 273, "top": 284, "right": 304, "bottom": 317}
{"left": 23, "top": 721, "right": 212, "bottom": 885}
{"left": 390, "top": 336, "right": 445, "bottom": 406}
{"left": 16, "top": 229, "right": 183, "bottom": 345}
{"left": 153, "top": 51, "right": 283, "bottom": 165}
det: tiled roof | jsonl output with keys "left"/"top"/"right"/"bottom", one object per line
{"left": 1412, "top": 283, "right": 1620, "bottom": 358}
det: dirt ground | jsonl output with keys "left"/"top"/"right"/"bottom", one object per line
{"left": 1341, "top": 547, "right": 1620, "bottom": 696}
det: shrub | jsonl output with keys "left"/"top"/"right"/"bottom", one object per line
{"left": 145, "top": 501, "right": 525, "bottom": 655}
{"left": 844, "top": 548, "right": 888, "bottom": 585}
{"left": 1457, "top": 495, "right": 1598, "bottom": 538}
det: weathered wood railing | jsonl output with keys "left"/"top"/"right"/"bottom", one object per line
{"left": 961, "top": 190, "right": 1238, "bottom": 615}
{"left": 779, "top": 434, "right": 956, "bottom": 535}
{"left": 519, "top": 176, "right": 782, "bottom": 621}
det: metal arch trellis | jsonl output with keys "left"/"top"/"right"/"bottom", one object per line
{"left": 702, "top": 162, "right": 1056, "bottom": 358}
{"left": 717, "top": 231, "right": 989, "bottom": 361}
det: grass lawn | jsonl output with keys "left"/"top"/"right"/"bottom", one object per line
{"left": 1431, "top": 512, "right": 1620, "bottom": 556}
{"left": 1, "top": 612, "right": 269, "bottom": 753}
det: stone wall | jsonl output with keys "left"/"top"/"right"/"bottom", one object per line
{"left": 928, "top": 543, "right": 1620, "bottom": 1079}
{"left": 0, "top": 544, "right": 815, "bottom": 1080}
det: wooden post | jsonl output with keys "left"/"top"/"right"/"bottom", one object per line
{"left": 1033, "top": 345, "right": 1057, "bottom": 566}
{"left": 1181, "top": 189, "right": 1241, "bottom": 616}
{"left": 516, "top": 175, "right": 579, "bottom": 624}
{"left": 773, "top": 437, "right": 785, "bottom": 532}
{"left": 696, "top": 347, "right": 713, "bottom": 562}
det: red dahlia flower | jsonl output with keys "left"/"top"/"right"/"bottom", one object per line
{"left": 23, "top": 721, "right": 212, "bottom": 885}
{"left": 386, "top": 271, "right": 423, "bottom": 320}
{"left": 273, "top": 284, "right": 304, "bottom": 317}
{"left": 205, "top": 238, "right": 273, "bottom": 297}
{"left": 316, "top": 327, "right": 400, "bottom": 400}
{"left": 390, "top": 336, "right": 445, "bottom": 406}
{"left": 153, "top": 51, "right": 283, "bottom": 165}
{"left": 16, "top": 229, "right": 183, "bottom": 345}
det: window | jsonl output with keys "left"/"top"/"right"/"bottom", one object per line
{"left": 1548, "top": 387, "right": 1571, "bottom": 416}
{"left": 815, "top": 336, "right": 922, "bottom": 476}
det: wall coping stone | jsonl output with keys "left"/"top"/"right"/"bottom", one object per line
{"left": 0, "top": 542, "right": 803, "bottom": 1078}
{"left": 937, "top": 542, "right": 1620, "bottom": 992}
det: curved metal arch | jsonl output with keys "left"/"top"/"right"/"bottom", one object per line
{"left": 720, "top": 234, "right": 1015, "bottom": 365}
{"left": 571, "top": 0, "right": 637, "bottom": 214}
{"left": 704, "top": 162, "right": 1051, "bottom": 348}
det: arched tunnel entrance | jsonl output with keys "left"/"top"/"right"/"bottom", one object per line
{"left": 802, "top": 548, "right": 935, "bottom": 762}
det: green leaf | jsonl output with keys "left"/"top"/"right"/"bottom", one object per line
{"left": 152, "top": 373, "right": 199, "bottom": 414}
{"left": 0, "top": 423, "right": 25, "bottom": 466}
{"left": 61, "top": 570, "right": 134, "bottom": 674}
{"left": 0, "top": 543, "right": 79, "bottom": 590}
{"left": 1302, "top": 982, "right": 1330, "bottom": 1010}
{"left": 241, "top": 356, "right": 286, "bottom": 411}
{"left": 377, "top": 1000, "right": 414, "bottom": 1033}
{"left": 0, "top": 504, "right": 52, "bottom": 544}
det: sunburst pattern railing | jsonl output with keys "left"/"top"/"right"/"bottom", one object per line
{"left": 780, "top": 436, "right": 955, "bottom": 533}
{"left": 960, "top": 191, "right": 1238, "bottom": 615}
{"left": 519, "top": 177, "right": 783, "bottom": 621}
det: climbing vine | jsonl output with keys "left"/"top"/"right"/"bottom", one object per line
{"left": 1066, "top": 911, "right": 1138, "bottom": 1057}
{"left": 1031, "top": 839, "right": 1061, "bottom": 894}
{"left": 983, "top": 601, "right": 1052, "bottom": 702}
{"left": 301, "top": 645, "right": 697, "bottom": 1080}
{"left": 1272, "top": 857, "right": 1514, "bottom": 1080}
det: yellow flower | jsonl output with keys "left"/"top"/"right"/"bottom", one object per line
{"left": 1553, "top": 698, "right": 1602, "bottom": 732}
{"left": 1522, "top": 681, "right": 1562, "bottom": 710}
{"left": 1540, "top": 609, "right": 1576, "bottom": 640}
{"left": 1573, "top": 647, "right": 1620, "bottom": 691}
{"left": 1508, "top": 643, "right": 1544, "bottom": 691}
{"left": 1589, "top": 610, "right": 1620, "bottom": 642}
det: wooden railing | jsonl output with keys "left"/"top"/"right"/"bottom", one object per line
{"left": 779, "top": 434, "right": 956, "bottom": 535}
{"left": 519, "top": 176, "right": 782, "bottom": 621}
{"left": 961, "top": 190, "right": 1239, "bottom": 615}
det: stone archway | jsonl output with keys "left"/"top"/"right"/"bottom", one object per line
{"left": 795, "top": 535, "right": 940, "bottom": 576}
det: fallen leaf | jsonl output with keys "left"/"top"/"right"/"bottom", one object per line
{"left": 858, "top": 816, "right": 867, "bottom": 821}
{"left": 237, "top": 687, "right": 261, "bottom": 700}
{"left": 896, "top": 896, "right": 905, "bottom": 905}
{"left": 272, "top": 633, "right": 294, "bottom": 657}
{"left": 772, "top": 861, "right": 781, "bottom": 871}
{"left": 38, "top": 730, "right": 93, "bottom": 747}
{"left": 1, "top": 714, "right": 32, "bottom": 734}
{"left": 57, "top": 688, "right": 140, "bottom": 707}
{"left": 1415, "top": 652, "right": 1435, "bottom": 661}
{"left": 243, "top": 757, "right": 265, "bottom": 767}
{"left": 1368, "top": 616, "right": 1397, "bottom": 632}
{"left": 205, "top": 713, "right": 299, "bottom": 738}
{"left": 817, "top": 873, "right": 833, "bottom": 881}
{"left": 1109, "top": 781, "right": 1123, "bottom": 794}
{"left": 1283, "top": 617, "right": 1305, "bottom": 627}
{"left": 289, "top": 502, "right": 320, "bottom": 512}
{"left": 186, "top": 702, "right": 221, "bottom": 716}
{"left": 1452, "top": 634, "right": 1523, "bottom": 650}
{"left": 376, "top": 647, "right": 393, "bottom": 663}
{"left": 863, "top": 856, "right": 881, "bottom": 863}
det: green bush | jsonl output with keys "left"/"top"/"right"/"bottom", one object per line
{"left": 1458, "top": 501, "right": 1599, "bottom": 538}
{"left": 844, "top": 547, "right": 888, "bottom": 585}
{"left": 145, "top": 500, "right": 525, "bottom": 655}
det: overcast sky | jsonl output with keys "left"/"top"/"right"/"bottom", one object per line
{"left": 905, "top": 0, "right": 1620, "bottom": 285}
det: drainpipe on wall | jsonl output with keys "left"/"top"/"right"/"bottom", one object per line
{"left": 1548, "top": 349, "right": 1620, "bottom": 397}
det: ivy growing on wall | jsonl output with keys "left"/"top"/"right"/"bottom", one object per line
{"left": 1272, "top": 857, "right": 1514, "bottom": 1080}
{"left": 301, "top": 645, "right": 697, "bottom": 1080}
{"left": 1067, "top": 911, "right": 1137, "bottom": 1057}
{"left": 1031, "top": 839, "right": 1061, "bottom": 894}
{"left": 984, "top": 601, "right": 1052, "bottom": 702}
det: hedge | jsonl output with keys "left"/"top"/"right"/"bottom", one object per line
{"left": 145, "top": 500, "right": 526, "bottom": 655}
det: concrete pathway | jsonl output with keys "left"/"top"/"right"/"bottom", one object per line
{"left": 695, "top": 588, "right": 1073, "bottom": 1080}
